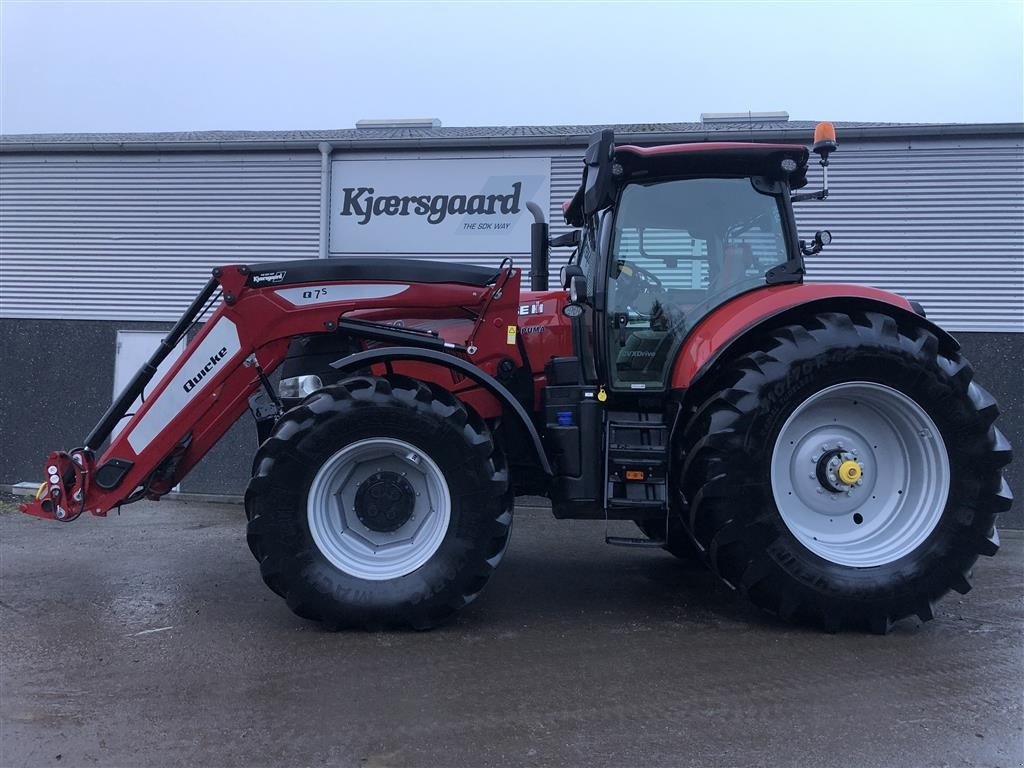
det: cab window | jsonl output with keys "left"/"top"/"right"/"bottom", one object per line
{"left": 608, "top": 177, "right": 788, "bottom": 389}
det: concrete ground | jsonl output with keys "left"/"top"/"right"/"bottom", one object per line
{"left": 1, "top": 497, "right": 1021, "bottom": 768}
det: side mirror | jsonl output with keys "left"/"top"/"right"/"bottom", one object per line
{"left": 569, "top": 274, "right": 588, "bottom": 305}
{"left": 638, "top": 229, "right": 677, "bottom": 269}
{"left": 560, "top": 264, "right": 584, "bottom": 290}
{"left": 550, "top": 230, "right": 581, "bottom": 248}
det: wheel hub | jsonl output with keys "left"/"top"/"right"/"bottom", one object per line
{"left": 353, "top": 471, "right": 416, "bottom": 532}
{"left": 838, "top": 459, "right": 863, "bottom": 485}
{"left": 306, "top": 437, "right": 452, "bottom": 581}
{"left": 816, "top": 449, "right": 864, "bottom": 493}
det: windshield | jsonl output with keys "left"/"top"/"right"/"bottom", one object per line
{"left": 608, "top": 177, "right": 789, "bottom": 389}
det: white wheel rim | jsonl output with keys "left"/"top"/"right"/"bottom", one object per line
{"left": 307, "top": 438, "right": 451, "bottom": 581}
{"left": 771, "top": 382, "right": 950, "bottom": 567}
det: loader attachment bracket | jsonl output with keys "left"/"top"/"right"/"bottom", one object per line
{"left": 20, "top": 449, "right": 92, "bottom": 521}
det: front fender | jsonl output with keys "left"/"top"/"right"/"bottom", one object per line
{"left": 330, "top": 346, "right": 552, "bottom": 475}
{"left": 671, "top": 283, "right": 958, "bottom": 390}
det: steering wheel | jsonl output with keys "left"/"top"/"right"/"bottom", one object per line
{"left": 614, "top": 260, "right": 685, "bottom": 331}
{"left": 615, "top": 260, "right": 664, "bottom": 308}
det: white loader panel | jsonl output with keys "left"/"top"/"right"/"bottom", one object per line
{"left": 111, "top": 331, "right": 188, "bottom": 441}
{"left": 126, "top": 318, "right": 242, "bottom": 454}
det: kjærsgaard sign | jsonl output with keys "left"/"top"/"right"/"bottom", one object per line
{"left": 329, "top": 157, "right": 550, "bottom": 255}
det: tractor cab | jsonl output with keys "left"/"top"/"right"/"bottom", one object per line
{"left": 556, "top": 132, "right": 818, "bottom": 395}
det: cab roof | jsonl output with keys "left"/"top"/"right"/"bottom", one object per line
{"left": 615, "top": 141, "right": 809, "bottom": 182}
{"left": 563, "top": 141, "right": 810, "bottom": 225}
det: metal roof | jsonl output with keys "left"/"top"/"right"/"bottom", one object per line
{"left": 2, "top": 120, "right": 1021, "bottom": 153}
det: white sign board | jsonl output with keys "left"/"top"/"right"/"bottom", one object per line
{"left": 329, "top": 157, "right": 550, "bottom": 255}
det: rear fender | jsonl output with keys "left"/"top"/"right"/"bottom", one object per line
{"left": 330, "top": 346, "right": 552, "bottom": 475}
{"left": 671, "top": 283, "right": 959, "bottom": 392}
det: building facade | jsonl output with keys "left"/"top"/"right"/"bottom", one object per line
{"left": 1, "top": 117, "right": 1021, "bottom": 523}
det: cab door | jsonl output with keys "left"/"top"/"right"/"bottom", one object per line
{"left": 601, "top": 177, "right": 792, "bottom": 394}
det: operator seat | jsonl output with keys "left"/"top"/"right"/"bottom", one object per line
{"left": 712, "top": 243, "right": 755, "bottom": 289}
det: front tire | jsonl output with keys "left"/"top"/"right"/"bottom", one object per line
{"left": 679, "top": 311, "right": 1013, "bottom": 633}
{"left": 245, "top": 375, "right": 513, "bottom": 629}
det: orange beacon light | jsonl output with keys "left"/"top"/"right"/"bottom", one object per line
{"left": 812, "top": 121, "right": 838, "bottom": 164}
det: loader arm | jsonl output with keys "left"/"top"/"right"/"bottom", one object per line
{"left": 21, "top": 262, "right": 524, "bottom": 521}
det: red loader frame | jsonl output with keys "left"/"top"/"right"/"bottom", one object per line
{"left": 20, "top": 262, "right": 526, "bottom": 521}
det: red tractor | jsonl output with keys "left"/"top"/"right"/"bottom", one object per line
{"left": 21, "top": 124, "right": 1013, "bottom": 633}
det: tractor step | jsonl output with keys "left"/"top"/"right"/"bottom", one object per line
{"left": 605, "top": 535, "right": 666, "bottom": 548}
{"left": 605, "top": 415, "right": 669, "bottom": 515}
{"left": 607, "top": 498, "right": 666, "bottom": 510}
{"left": 608, "top": 420, "right": 667, "bottom": 452}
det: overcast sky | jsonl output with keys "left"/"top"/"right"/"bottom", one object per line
{"left": 1, "top": 1, "right": 1022, "bottom": 135}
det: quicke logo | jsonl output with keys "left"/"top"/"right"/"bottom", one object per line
{"left": 340, "top": 182, "right": 523, "bottom": 226}
{"left": 183, "top": 347, "right": 228, "bottom": 393}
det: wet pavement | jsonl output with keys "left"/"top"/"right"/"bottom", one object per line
{"left": 2, "top": 497, "right": 1022, "bottom": 768}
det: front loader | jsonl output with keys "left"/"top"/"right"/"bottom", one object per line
{"left": 21, "top": 124, "right": 1013, "bottom": 632}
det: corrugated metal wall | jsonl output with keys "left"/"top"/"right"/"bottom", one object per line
{"left": 0, "top": 152, "right": 321, "bottom": 320}
{"left": 797, "top": 140, "right": 1024, "bottom": 332}
{"left": 1, "top": 138, "right": 1021, "bottom": 331}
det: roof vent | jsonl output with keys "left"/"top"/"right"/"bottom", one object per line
{"left": 356, "top": 118, "right": 442, "bottom": 129}
{"left": 700, "top": 111, "right": 789, "bottom": 124}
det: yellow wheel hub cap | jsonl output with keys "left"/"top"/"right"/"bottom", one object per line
{"left": 838, "top": 460, "right": 863, "bottom": 485}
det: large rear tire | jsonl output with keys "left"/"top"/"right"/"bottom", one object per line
{"left": 245, "top": 375, "right": 513, "bottom": 629}
{"left": 679, "top": 311, "right": 1013, "bottom": 633}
